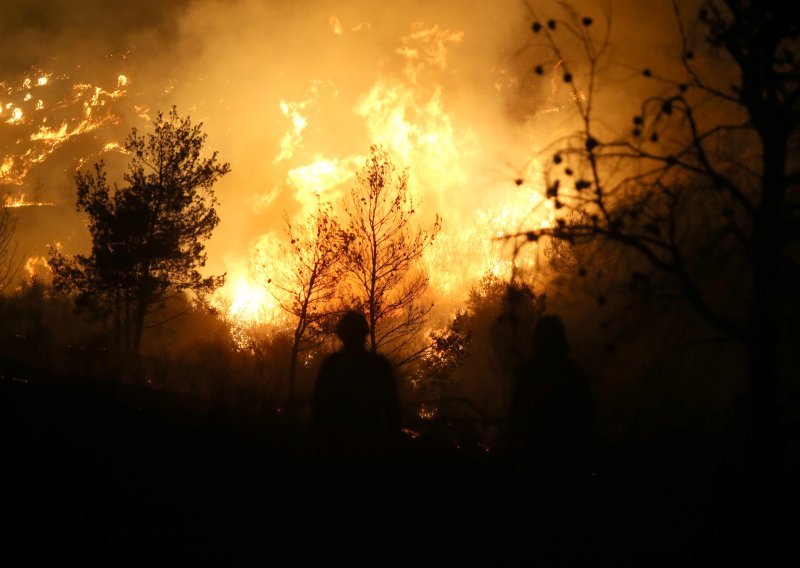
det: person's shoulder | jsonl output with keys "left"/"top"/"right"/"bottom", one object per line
{"left": 368, "top": 351, "right": 391, "bottom": 364}
{"left": 320, "top": 352, "right": 337, "bottom": 366}
{"left": 319, "top": 351, "right": 346, "bottom": 373}
{"left": 325, "top": 350, "right": 346, "bottom": 361}
{"left": 367, "top": 352, "right": 393, "bottom": 370}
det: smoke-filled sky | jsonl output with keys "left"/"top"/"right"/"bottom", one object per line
{"left": 0, "top": 0, "right": 686, "bottom": 321}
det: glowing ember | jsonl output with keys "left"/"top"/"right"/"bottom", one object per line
{"left": 7, "top": 108, "right": 23, "bottom": 124}
{"left": 0, "top": 68, "right": 130, "bottom": 186}
{"left": 0, "top": 158, "right": 13, "bottom": 178}
{"left": 24, "top": 256, "right": 50, "bottom": 279}
{"left": 329, "top": 15, "right": 343, "bottom": 35}
{"left": 102, "top": 141, "right": 126, "bottom": 153}
{"left": 4, "top": 193, "right": 55, "bottom": 208}
{"left": 30, "top": 123, "right": 69, "bottom": 142}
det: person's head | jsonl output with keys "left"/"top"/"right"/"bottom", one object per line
{"left": 336, "top": 310, "right": 370, "bottom": 348}
{"left": 532, "top": 315, "right": 570, "bottom": 357}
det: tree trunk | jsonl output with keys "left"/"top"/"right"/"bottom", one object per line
{"left": 369, "top": 320, "right": 377, "bottom": 353}
{"left": 132, "top": 298, "right": 147, "bottom": 359}
{"left": 746, "top": 117, "right": 788, "bottom": 453}
{"left": 748, "top": 213, "right": 781, "bottom": 433}
{"left": 124, "top": 296, "right": 132, "bottom": 353}
{"left": 114, "top": 289, "right": 122, "bottom": 352}
{"left": 287, "top": 336, "right": 300, "bottom": 419}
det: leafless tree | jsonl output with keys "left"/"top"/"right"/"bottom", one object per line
{"left": 343, "top": 145, "right": 440, "bottom": 365}
{"left": 518, "top": 1, "right": 799, "bottom": 431}
{"left": 268, "top": 200, "right": 348, "bottom": 415}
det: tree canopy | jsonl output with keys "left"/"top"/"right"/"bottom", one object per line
{"left": 49, "top": 107, "right": 230, "bottom": 355}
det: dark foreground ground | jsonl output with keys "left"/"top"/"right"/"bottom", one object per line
{"left": 1, "top": 378, "right": 797, "bottom": 564}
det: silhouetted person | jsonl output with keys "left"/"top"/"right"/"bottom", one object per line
{"left": 508, "top": 316, "right": 593, "bottom": 495}
{"left": 312, "top": 311, "right": 402, "bottom": 460}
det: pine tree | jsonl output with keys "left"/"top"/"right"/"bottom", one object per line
{"left": 50, "top": 107, "right": 230, "bottom": 355}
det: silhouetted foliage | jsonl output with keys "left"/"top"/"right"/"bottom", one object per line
{"left": 411, "top": 273, "right": 546, "bottom": 430}
{"left": 49, "top": 107, "right": 230, "bottom": 355}
{"left": 523, "top": 1, "right": 800, "bottom": 428}
{"left": 343, "top": 145, "right": 440, "bottom": 364}
{"left": 418, "top": 309, "right": 470, "bottom": 399}
{"left": 0, "top": 278, "right": 56, "bottom": 379}
{"left": 489, "top": 277, "right": 548, "bottom": 408}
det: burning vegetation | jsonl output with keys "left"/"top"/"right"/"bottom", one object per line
{"left": 0, "top": 0, "right": 570, "bottom": 430}
{"left": 0, "top": 0, "right": 798, "bottom": 558}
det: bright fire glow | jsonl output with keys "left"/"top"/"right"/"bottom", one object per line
{"left": 1, "top": 14, "right": 562, "bottom": 334}
{"left": 24, "top": 255, "right": 50, "bottom": 279}
{"left": 329, "top": 15, "right": 343, "bottom": 35}
{"left": 221, "top": 266, "right": 285, "bottom": 326}
{"left": 211, "top": 21, "right": 555, "bottom": 324}
{"left": 102, "top": 141, "right": 126, "bottom": 153}
{"left": 287, "top": 157, "right": 357, "bottom": 200}
{"left": 7, "top": 108, "right": 23, "bottom": 124}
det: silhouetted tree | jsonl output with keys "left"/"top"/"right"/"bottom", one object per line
{"left": 489, "top": 278, "right": 548, "bottom": 408}
{"left": 0, "top": 206, "right": 18, "bottom": 293}
{"left": 343, "top": 145, "right": 440, "bottom": 363}
{"left": 521, "top": 2, "right": 800, "bottom": 431}
{"left": 419, "top": 309, "right": 470, "bottom": 399}
{"left": 49, "top": 107, "right": 229, "bottom": 355}
{"left": 411, "top": 273, "right": 545, "bottom": 424}
{"left": 268, "top": 201, "right": 348, "bottom": 416}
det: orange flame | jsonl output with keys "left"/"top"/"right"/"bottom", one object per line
{"left": 3, "top": 193, "right": 55, "bottom": 208}
{"left": 217, "top": 23, "right": 554, "bottom": 324}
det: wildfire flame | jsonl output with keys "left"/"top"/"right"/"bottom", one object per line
{"left": 24, "top": 255, "right": 50, "bottom": 280}
{"left": 3, "top": 193, "right": 55, "bottom": 208}
{"left": 220, "top": 263, "right": 286, "bottom": 327}
{"left": 1, "top": 16, "right": 560, "bottom": 333}
{"left": 216, "top": 22, "right": 554, "bottom": 325}
{"left": 0, "top": 69, "right": 129, "bottom": 186}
